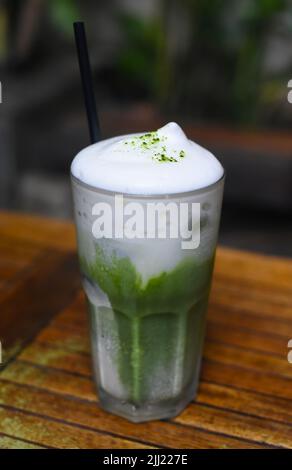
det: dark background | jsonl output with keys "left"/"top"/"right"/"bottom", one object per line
{"left": 0, "top": 0, "right": 292, "bottom": 256}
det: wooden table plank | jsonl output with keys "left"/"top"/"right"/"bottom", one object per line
{"left": 210, "top": 282, "right": 292, "bottom": 322}
{"left": 0, "top": 381, "right": 268, "bottom": 449}
{"left": 0, "top": 435, "right": 45, "bottom": 449}
{"left": 1, "top": 361, "right": 95, "bottom": 401}
{"left": 0, "top": 407, "right": 151, "bottom": 449}
{"left": 0, "top": 211, "right": 292, "bottom": 449}
{"left": 175, "top": 403, "right": 292, "bottom": 448}
{"left": 215, "top": 248, "right": 292, "bottom": 292}
{"left": 18, "top": 322, "right": 292, "bottom": 385}
{"left": 1, "top": 350, "right": 291, "bottom": 448}
{"left": 202, "top": 362, "right": 292, "bottom": 401}
{"left": 0, "top": 211, "right": 76, "bottom": 252}
{"left": 198, "top": 382, "right": 292, "bottom": 425}
{"left": 208, "top": 304, "right": 292, "bottom": 338}
{"left": 0, "top": 212, "right": 81, "bottom": 367}
{"left": 0, "top": 251, "right": 80, "bottom": 366}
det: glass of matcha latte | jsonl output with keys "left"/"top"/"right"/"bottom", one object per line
{"left": 71, "top": 122, "right": 224, "bottom": 422}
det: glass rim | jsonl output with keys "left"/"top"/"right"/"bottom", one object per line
{"left": 71, "top": 171, "right": 225, "bottom": 199}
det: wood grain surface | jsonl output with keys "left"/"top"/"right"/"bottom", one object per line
{"left": 0, "top": 210, "right": 291, "bottom": 449}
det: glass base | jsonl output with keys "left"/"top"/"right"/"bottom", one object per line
{"left": 98, "top": 385, "right": 197, "bottom": 423}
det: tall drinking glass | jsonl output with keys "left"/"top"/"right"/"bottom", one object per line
{"left": 71, "top": 172, "right": 224, "bottom": 422}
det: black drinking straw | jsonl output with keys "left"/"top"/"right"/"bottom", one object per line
{"left": 74, "top": 21, "right": 101, "bottom": 144}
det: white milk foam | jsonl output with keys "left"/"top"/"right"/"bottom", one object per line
{"left": 71, "top": 122, "right": 223, "bottom": 194}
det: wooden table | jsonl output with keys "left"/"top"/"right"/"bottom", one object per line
{"left": 0, "top": 211, "right": 292, "bottom": 449}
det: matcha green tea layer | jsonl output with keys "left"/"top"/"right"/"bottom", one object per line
{"left": 82, "top": 247, "right": 214, "bottom": 403}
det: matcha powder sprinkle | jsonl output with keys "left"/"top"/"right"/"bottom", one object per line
{"left": 123, "top": 131, "right": 186, "bottom": 163}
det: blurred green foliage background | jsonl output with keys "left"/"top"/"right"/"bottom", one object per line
{"left": 0, "top": 0, "right": 292, "bottom": 128}
{"left": 116, "top": 0, "right": 292, "bottom": 126}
